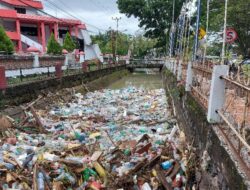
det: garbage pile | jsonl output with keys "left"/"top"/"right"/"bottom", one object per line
{"left": 0, "top": 87, "right": 198, "bottom": 190}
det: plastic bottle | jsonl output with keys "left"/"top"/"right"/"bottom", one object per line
{"left": 161, "top": 159, "right": 174, "bottom": 170}
{"left": 0, "top": 152, "right": 4, "bottom": 164}
{"left": 23, "top": 152, "right": 35, "bottom": 168}
{"left": 65, "top": 173, "right": 76, "bottom": 184}
{"left": 76, "top": 182, "right": 88, "bottom": 190}
{"left": 4, "top": 163, "right": 15, "bottom": 170}
{"left": 82, "top": 168, "right": 97, "bottom": 181}
{"left": 37, "top": 172, "right": 45, "bottom": 190}
{"left": 141, "top": 183, "right": 152, "bottom": 190}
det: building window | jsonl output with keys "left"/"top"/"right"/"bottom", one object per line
{"left": 59, "top": 29, "right": 68, "bottom": 38}
{"left": 15, "top": 7, "right": 26, "bottom": 14}
{"left": 78, "top": 39, "right": 84, "bottom": 51}
{"left": 21, "top": 26, "right": 38, "bottom": 36}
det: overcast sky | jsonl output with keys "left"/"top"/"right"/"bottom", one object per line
{"left": 42, "top": 0, "right": 140, "bottom": 35}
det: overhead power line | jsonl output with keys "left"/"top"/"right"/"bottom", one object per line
{"left": 17, "top": 0, "right": 107, "bottom": 34}
{"left": 46, "top": 0, "right": 106, "bottom": 32}
{"left": 17, "top": 0, "right": 71, "bottom": 24}
{"left": 91, "top": 0, "right": 131, "bottom": 30}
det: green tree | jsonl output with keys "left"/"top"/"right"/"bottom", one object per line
{"left": 92, "top": 30, "right": 157, "bottom": 58}
{"left": 63, "top": 32, "right": 76, "bottom": 52}
{"left": 117, "top": 0, "right": 184, "bottom": 49}
{"left": 201, "top": 0, "right": 250, "bottom": 54}
{"left": 47, "top": 33, "right": 62, "bottom": 55}
{"left": 91, "top": 31, "right": 112, "bottom": 54}
{"left": 91, "top": 30, "right": 131, "bottom": 55}
{"left": 132, "top": 34, "right": 157, "bottom": 58}
{"left": 0, "top": 25, "right": 14, "bottom": 54}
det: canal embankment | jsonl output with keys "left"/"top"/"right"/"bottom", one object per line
{"left": 163, "top": 69, "right": 248, "bottom": 190}
{"left": 0, "top": 65, "right": 127, "bottom": 109}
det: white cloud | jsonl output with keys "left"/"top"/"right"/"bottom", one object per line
{"left": 43, "top": 0, "right": 140, "bottom": 34}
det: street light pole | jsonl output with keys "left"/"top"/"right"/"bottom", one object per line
{"left": 112, "top": 17, "right": 121, "bottom": 62}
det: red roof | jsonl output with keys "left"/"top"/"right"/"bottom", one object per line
{"left": 0, "top": 8, "right": 87, "bottom": 29}
{"left": 17, "top": 13, "right": 86, "bottom": 27}
{"left": 78, "top": 24, "right": 86, "bottom": 29}
{"left": 0, "top": 9, "right": 17, "bottom": 18}
{"left": 0, "top": 0, "right": 43, "bottom": 9}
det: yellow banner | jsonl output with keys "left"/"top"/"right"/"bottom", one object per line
{"left": 198, "top": 28, "right": 206, "bottom": 40}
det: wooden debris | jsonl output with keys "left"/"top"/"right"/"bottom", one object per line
{"left": 91, "top": 151, "right": 103, "bottom": 162}
{"left": 29, "top": 106, "right": 47, "bottom": 134}
{"left": 33, "top": 164, "right": 38, "bottom": 190}
{"left": 0, "top": 115, "right": 13, "bottom": 130}
{"left": 53, "top": 181, "right": 64, "bottom": 190}
{"left": 155, "top": 165, "right": 172, "bottom": 190}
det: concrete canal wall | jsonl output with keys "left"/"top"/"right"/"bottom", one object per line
{"left": 0, "top": 65, "right": 127, "bottom": 108}
{"left": 163, "top": 69, "right": 247, "bottom": 190}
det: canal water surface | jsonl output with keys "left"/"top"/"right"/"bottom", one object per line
{"left": 108, "top": 72, "right": 163, "bottom": 90}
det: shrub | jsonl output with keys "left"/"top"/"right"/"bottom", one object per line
{"left": 0, "top": 25, "right": 14, "bottom": 54}
{"left": 63, "top": 32, "right": 76, "bottom": 52}
{"left": 47, "top": 33, "right": 62, "bottom": 55}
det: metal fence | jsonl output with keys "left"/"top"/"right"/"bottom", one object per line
{"left": 165, "top": 57, "right": 250, "bottom": 174}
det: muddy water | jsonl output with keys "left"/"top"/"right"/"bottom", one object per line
{"left": 108, "top": 72, "right": 163, "bottom": 90}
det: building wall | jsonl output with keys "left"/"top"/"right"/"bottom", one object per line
{"left": 0, "top": 2, "right": 103, "bottom": 58}
{"left": 0, "top": 2, "right": 39, "bottom": 15}
{"left": 25, "top": 7, "right": 39, "bottom": 15}
{"left": 45, "top": 25, "right": 50, "bottom": 44}
{"left": 2, "top": 20, "right": 15, "bottom": 31}
{"left": 80, "top": 29, "right": 92, "bottom": 45}
{"left": 85, "top": 45, "right": 97, "bottom": 61}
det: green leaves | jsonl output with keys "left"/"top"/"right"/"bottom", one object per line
{"left": 63, "top": 32, "right": 76, "bottom": 52}
{"left": 47, "top": 33, "right": 62, "bottom": 55}
{"left": 117, "top": 0, "right": 185, "bottom": 49}
{"left": 132, "top": 35, "right": 157, "bottom": 57}
{"left": 91, "top": 31, "right": 130, "bottom": 55}
{"left": 206, "top": 0, "right": 250, "bottom": 54}
{"left": 0, "top": 25, "right": 14, "bottom": 54}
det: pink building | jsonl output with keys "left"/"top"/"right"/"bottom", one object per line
{"left": 0, "top": 0, "right": 102, "bottom": 60}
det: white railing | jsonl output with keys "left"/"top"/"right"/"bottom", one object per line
{"left": 21, "top": 34, "right": 43, "bottom": 52}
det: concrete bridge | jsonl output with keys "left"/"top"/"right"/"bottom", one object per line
{"left": 126, "top": 59, "right": 165, "bottom": 72}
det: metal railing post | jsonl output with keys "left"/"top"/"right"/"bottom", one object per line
{"left": 0, "top": 66, "right": 7, "bottom": 90}
{"left": 20, "top": 68, "right": 23, "bottom": 82}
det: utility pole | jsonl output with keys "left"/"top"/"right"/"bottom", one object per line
{"left": 112, "top": 17, "right": 121, "bottom": 62}
{"left": 111, "top": 30, "right": 115, "bottom": 62}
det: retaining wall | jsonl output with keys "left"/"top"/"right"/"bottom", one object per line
{"left": 0, "top": 65, "right": 126, "bottom": 108}
{"left": 163, "top": 69, "right": 247, "bottom": 190}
